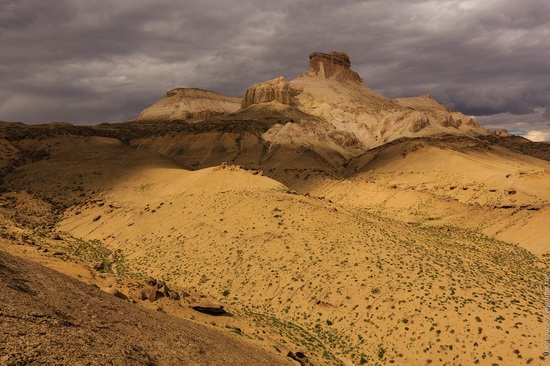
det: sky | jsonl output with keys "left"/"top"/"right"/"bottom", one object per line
{"left": 1, "top": 0, "right": 549, "bottom": 141}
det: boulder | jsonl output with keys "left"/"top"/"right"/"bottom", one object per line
{"left": 287, "top": 351, "right": 313, "bottom": 365}
{"left": 144, "top": 277, "right": 156, "bottom": 286}
{"left": 134, "top": 277, "right": 180, "bottom": 302}
{"left": 166, "top": 289, "right": 180, "bottom": 300}
{"left": 191, "top": 305, "right": 228, "bottom": 316}
{"left": 134, "top": 286, "right": 161, "bottom": 302}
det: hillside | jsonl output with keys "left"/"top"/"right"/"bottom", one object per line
{"left": 0, "top": 249, "right": 291, "bottom": 365}
{"left": 0, "top": 123, "right": 546, "bottom": 364}
{"left": 56, "top": 160, "right": 544, "bottom": 365}
{"left": 136, "top": 88, "right": 242, "bottom": 122}
{"left": 0, "top": 51, "right": 548, "bottom": 365}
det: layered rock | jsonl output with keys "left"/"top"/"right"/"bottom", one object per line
{"left": 306, "top": 52, "right": 364, "bottom": 83}
{"left": 234, "top": 52, "right": 492, "bottom": 155}
{"left": 136, "top": 88, "right": 241, "bottom": 122}
{"left": 393, "top": 94, "right": 485, "bottom": 135}
{"left": 241, "top": 76, "right": 291, "bottom": 108}
{"left": 137, "top": 51, "right": 495, "bottom": 156}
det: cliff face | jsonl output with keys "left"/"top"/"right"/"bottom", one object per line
{"left": 241, "top": 77, "right": 291, "bottom": 108}
{"left": 240, "top": 52, "right": 364, "bottom": 109}
{"left": 136, "top": 88, "right": 241, "bottom": 122}
{"left": 306, "top": 52, "right": 364, "bottom": 83}
{"left": 136, "top": 51, "right": 492, "bottom": 154}
{"left": 235, "top": 51, "right": 491, "bottom": 153}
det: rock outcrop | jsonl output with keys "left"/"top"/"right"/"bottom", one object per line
{"left": 287, "top": 351, "right": 313, "bottom": 366}
{"left": 136, "top": 88, "right": 241, "bottom": 122}
{"left": 490, "top": 129, "right": 513, "bottom": 137}
{"left": 191, "top": 305, "right": 229, "bottom": 316}
{"left": 133, "top": 276, "right": 180, "bottom": 302}
{"left": 0, "top": 251, "right": 290, "bottom": 365}
{"left": 137, "top": 51, "right": 495, "bottom": 156}
{"left": 306, "top": 51, "right": 364, "bottom": 83}
{"left": 241, "top": 76, "right": 291, "bottom": 108}
{"left": 232, "top": 52, "right": 492, "bottom": 158}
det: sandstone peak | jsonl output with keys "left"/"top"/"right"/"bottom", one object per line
{"left": 307, "top": 51, "right": 363, "bottom": 83}
{"left": 135, "top": 51, "right": 491, "bottom": 148}
{"left": 310, "top": 51, "right": 352, "bottom": 68}
{"left": 242, "top": 76, "right": 291, "bottom": 109}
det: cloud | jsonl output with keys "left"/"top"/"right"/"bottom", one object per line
{"left": 477, "top": 107, "right": 550, "bottom": 141}
{"left": 0, "top": 0, "right": 549, "bottom": 127}
{"left": 524, "top": 130, "right": 550, "bottom": 142}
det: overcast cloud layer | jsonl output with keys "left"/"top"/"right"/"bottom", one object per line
{"left": 1, "top": 0, "right": 549, "bottom": 140}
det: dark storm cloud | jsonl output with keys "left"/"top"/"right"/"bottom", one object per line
{"left": 0, "top": 0, "right": 549, "bottom": 139}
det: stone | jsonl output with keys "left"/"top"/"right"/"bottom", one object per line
{"left": 134, "top": 277, "right": 182, "bottom": 302}
{"left": 191, "top": 305, "right": 228, "bottom": 316}
{"left": 307, "top": 51, "right": 363, "bottom": 83}
{"left": 287, "top": 351, "right": 313, "bottom": 365}
{"left": 167, "top": 289, "right": 180, "bottom": 300}
{"left": 242, "top": 76, "right": 291, "bottom": 108}
{"left": 51, "top": 233, "right": 62, "bottom": 240}
{"left": 144, "top": 277, "right": 156, "bottom": 286}
{"left": 155, "top": 279, "right": 166, "bottom": 289}
{"left": 91, "top": 262, "right": 104, "bottom": 272}
{"left": 133, "top": 285, "right": 161, "bottom": 302}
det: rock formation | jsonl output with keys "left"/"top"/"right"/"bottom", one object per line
{"left": 133, "top": 276, "right": 180, "bottom": 302}
{"left": 136, "top": 88, "right": 241, "bottom": 122}
{"left": 191, "top": 305, "right": 229, "bottom": 316}
{"left": 235, "top": 51, "right": 491, "bottom": 154}
{"left": 241, "top": 76, "right": 291, "bottom": 108}
{"left": 136, "top": 51, "right": 494, "bottom": 154}
{"left": 287, "top": 351, "right": 313, "bottom": 366}
{"left": 306, "top": 51, "right": 363, "bottom": 83}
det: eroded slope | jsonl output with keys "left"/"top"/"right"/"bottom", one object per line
{"left": 0, "top": 250, "right": 291, "bottom": 366}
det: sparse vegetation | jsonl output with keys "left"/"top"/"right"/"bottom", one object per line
{"left": 0, "top": 121, "right": 546, "bottom": 365}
